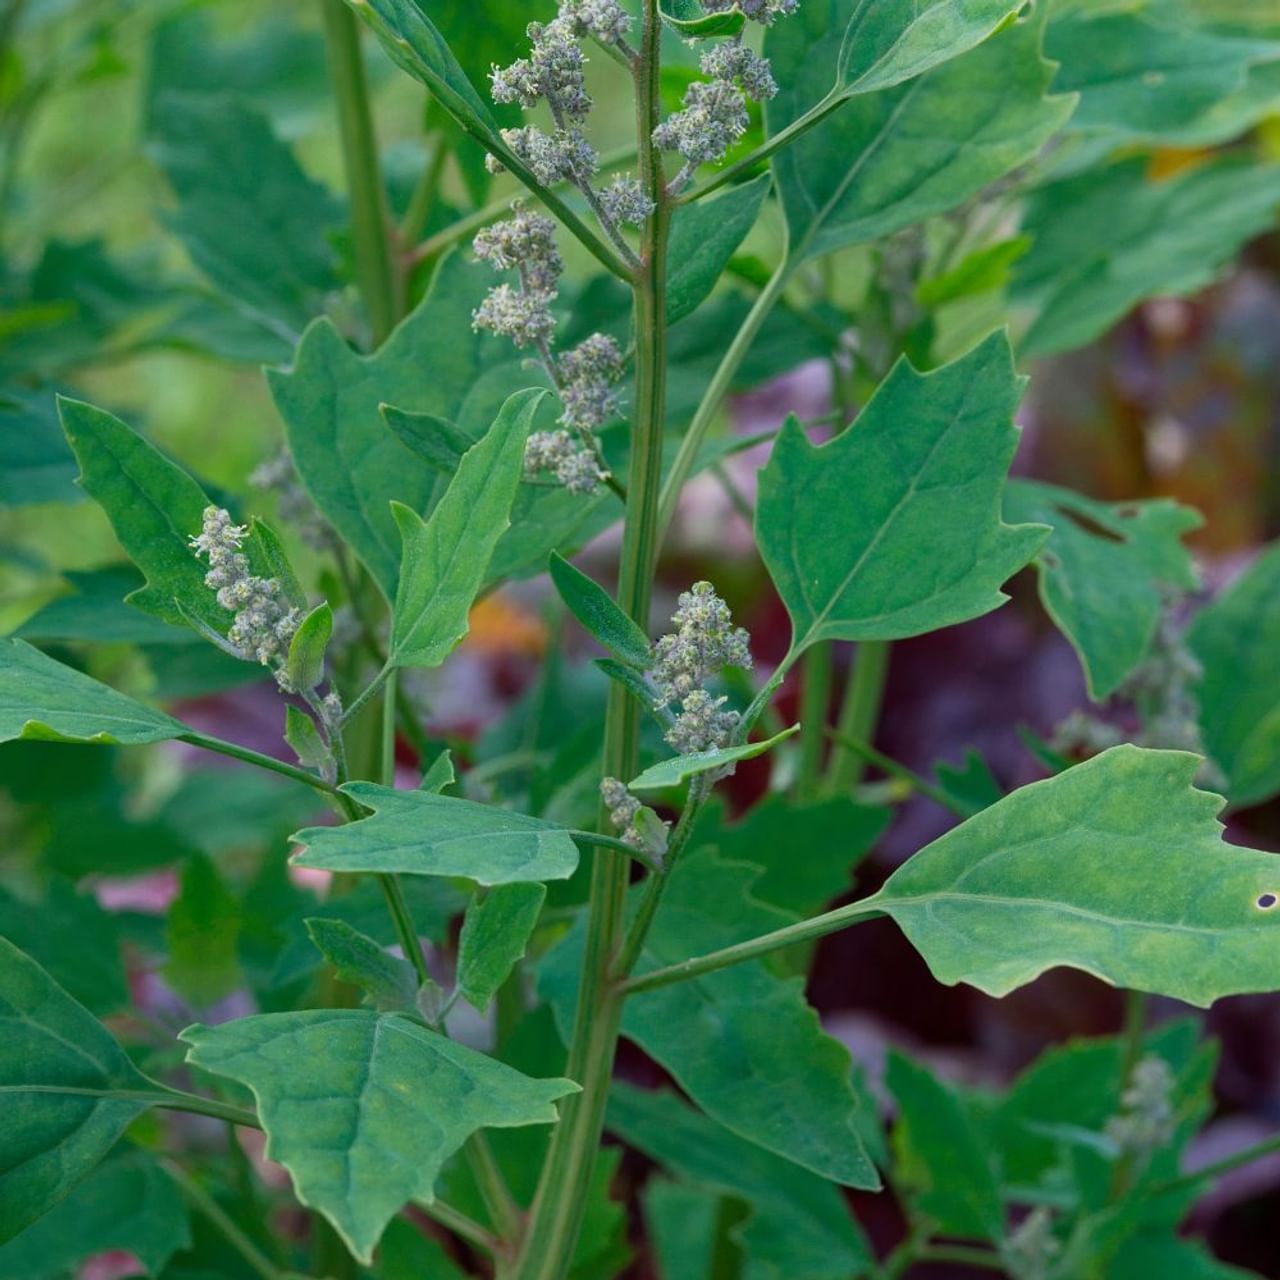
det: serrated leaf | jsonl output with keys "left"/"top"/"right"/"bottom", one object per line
{"left": 268, "top": 252, "right": 557, "bottom": 598}
{"left": 628, "top": 726, "right": 799, "bottom": 792}
{"left": 149, "top": 93, "right": 343, "bottom": 333}
{"left": 0, "top": 1152, "right": 189, "bottom": 1280}
{"left": 390, "top": 389, "right": 542, "bottom": 667}
{"left": 1012, "top": 156, "right": 1280, "bottom": 358}
{"left": 0, "top": 878, "right": 127, "bottom": 1015}
{"left": 541, "top": 847, "right": 880, "bottom": 1187}
{"left": 0, "top": 939, "right": 156, "bottom": 1243}
{"left": 1005, "top": 480, "right": 1202, "bottom": 700}
{"left": 0, "top": 639, "right": 186, "bottom": 746}
{"left": 868, "top": 745, "right": 1280, "bottom": 1006}
{"left": 886, "top": 1051, "right": 1001, "bottom": 1240}
{"left": 756, "top": 331, "right": 1046, "bottom": 657}
{"left": 770, "top": 10, "right": 1074, "bottom": 264}
{"left": 549, "top": 552, "right": 653, "bottom": 670}
{"left": 164, "top": 854, "right": 242, "bottom": 1008}
{"left": 457, "top": 883, "right": 546, "bottom": 1012}
{"left": 1189, "top": 542, "right": 1280, "bottom": 808}
{"left": 305, "top": 918, "right": 420, "bottom": 1013}
{"left": 1046, "top": 2, "right": 1280, "bottom": 143}
{"left": 180, "top": 1010, "right": 577, "bottom": 1263}
{"left": 610, "top": 1083, "right": 875, "bottom": 1280}
{"left": 689, "top": 791, "right": 887, "bottom": 918}
{"left": 290, "top": 783, "right": 579, "bottom": 885}
{"left": 667, "top": 175, "right": 770, "bottom": 324}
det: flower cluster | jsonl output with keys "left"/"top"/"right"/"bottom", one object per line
{"left": 601, "top": 776, "right": 670, "bottom": 860}
{"left": 652, "top": 582, "right": 752, "bottom": 754}
{"left": 1003, "top": 1208, "right": 1060, "bottom": 1280}
{"left": 1105, "top": 1055, "right": 1176, "bottom": 1156}
{"left": 472, "top": 204, "right": 622, "bottom": 494}
{"left": 488, "top": 8, "right": 651, "bottom": 244}
{"left": 653, "top": 11, "right": 795, "bottom": 192}
{"left": 249, "top": 448, "right": 332, "bottom": 551}
{"left": 190, "top": 507, "right": 301, "bottom": 682}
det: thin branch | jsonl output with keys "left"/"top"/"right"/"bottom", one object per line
{"left": 162, "top": 1160, "right": 287, "bottom": 1280}
{"left": 179, "top": 732, "right": 341, "bottom": 799}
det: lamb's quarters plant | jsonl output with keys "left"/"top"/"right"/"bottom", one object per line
{"left": 4, "top": 0, "right": 1280, "bottom": 1277}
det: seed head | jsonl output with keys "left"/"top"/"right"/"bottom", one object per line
{"left": 665, "top": 688, "right": 739, "bottom": 754}
{"left": 524, "top": 429, "right": 609, "bottom": 495}
{"left": 560, "top": 0, "right": 631, "bottom": 44}
{"left": 557, "top": 333, "right": 624, "bottom": 432}
{"left": 472, "top": 283, "right": 557, "bottom": 348}
{"left": 600, "top": 175, "right": 655, "bottom": 226}
{"left": 700, "top": 42, "right": 778, "bottom": 100}
{"left": 1105, "top": 1055, "right": 1176, "bottom": 1156}
{"left": 653, "top": 78, "right": 749, "bottom": 167}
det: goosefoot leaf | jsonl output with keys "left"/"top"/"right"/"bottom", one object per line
{"left": 1189, "top": 541, "right": 1280, "bottom": 808}
{"left": 290, "top": 783, "right": 580, "bottom": 885}
{"left": 305, "top": 919, "right": 420, "bottom": 1014}
{"left": 628, "top": 726, "right": 800, "bottom": 792}
{"left": 549, "top": 552, "right": 653, "bottom": 671}
{"left": 1004, "top": 480, "right": 1201, "bottom": 700}
{"left": 868, "top": 745, "right": 1280, "bottom": 1006}
{"left": 0, "top": 639, "right": 186, "bottom": 746}
{"left": 456, "top": 883, "right": 547, "bottom": 1012}
{"left": 390, "top": 389, "right": 543, "bottom": 667}
{"left": 181, "top": 1010, "right": 578, "bottom": 1264}
{"left": 756, "top": 331, "right": 1046, "bottom": 657}
{"left": 0, "top": 938, "right": 156, "bottom": 1243}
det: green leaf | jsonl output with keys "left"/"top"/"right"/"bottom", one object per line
{"left": 916, "top": 235, "right": 1032, "bottom": 308}
{"left": 1005, "top": 480, "right": 1202, "bottom": 700}
{"left": 666, "top": 176, "right": 770, "bottom": 325}
{"left": 382, "top": 407, "right": 476, "bottom": 474}
{"left": 610, "top": 1083, "right": 875, "bottom": 1280}
{"left": 0, "top": 639, "right": 186, "bottom": 746}
{"left": 1189, "top": 542, "right": 1280, "bottom": 808}
{"left": 542, "top": 848, "right": 880, "bottom": 1187}
{"left": 0, "top": 386, "right": 80, "bottom": 507}
{"left": 390, "top": 389, "right": 543, "bottom": 667}
{"left": 285, "top": 704, "right": 330, "bottom": 770}
{"left": 756, "top": 332, "right": 1046, "bottom": 657}
{"left": 290, "top": 782, "right": 580, "bottom": 885}
{"left": 346, "top": 0, "right": 501, "bottom": 147}
{"left": 641, "top": 1179, "right": 723, "bottom": 1280}
{"left": 628, "top": 726, "right": 800, "bottom": 792}
{"left": 0, "top": 1152, "right": 189, "bottom": 1280}
{"left": 149, "top": 93, "right": 343, "bottom": 333}
{"left": 180, "top": 1010, "right": 577, "bottom": 1263}
{"left": 0, "top": 878, "right": 127, "bottom": 1015}
{"left": 374, "top": 1216, "right": 468, "bottom": 1280}
{"left": 1105, "top": 1235, "right": 1257, "bottom": 1279}
{"left": 935, "top": 748, "right": 1003, "bottom": 815}
{"left": 16, "top": 567, "right": 190, "bottom": 646}
{"left": 771, "top": 10, "right": 1073, "bottom": 264}
{"left": 659, "top": 0, "right": 745, "bottom": 38}
{"left": 1012, "top": 156, "right": 1280, "bottom": 358}
{"left": 1046, "top": 3, "right": 1280, "bottom": 143}
{"left": 457, "top": 883, "right": 546, "bottom": 1012}
{"left": 267, "top": 252, "right": 553, "bottom": 598}
{"left": 868, "top": 745, "right": 1280, "bottom": 1006}
{"left": 886, "top": 1050, "right": 1001, "bottom": 1240}
{"left": 286, "top": 602, "right": 332, "bottom": 693}
{"left": 689, "top": 792, "right": 888, "bottom": 918}
{"left": 164, "top": 854, "right": 242, "bottom": 1009}
{"left": 832, "top": 0, "right": 1025, "bottom": 94}
{"left": 0, "top": 938, "right": 155, "bottom": 1244}
{"left": 549, "top": 552, "right": 653, "bottom": 670}
{"left": 305, "top": 918, "right": 420, "bottom": 1013}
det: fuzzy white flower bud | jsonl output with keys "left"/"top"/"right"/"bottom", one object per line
{"left": 599, "top": 176, "right": 654, "bottom": 227}
{"left": 560, "top": 0, "right": 631, "bottom": 43}
{"left": 653, "top": 78, "right": 748, "bottom": 168}
{"left": 700, "top": 41, "right": 778, "bottom": 100}
{"left": 1105, "top": 1056, "right": 1176, "bottom": 1156}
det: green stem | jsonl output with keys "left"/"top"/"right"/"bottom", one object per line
{"left": 162, "top": 1160, "right": 285, "bottom": 1280}
{"left": 796, "top": 642, "right": 833, "bottom": 801}
{"left": 1154, "top": 1131, "right": 1280, "bottom": 1196}
{"left": 825, "top": 639, "right": 890, "bottom": 793}
{"left": 341, "top": 659, "right": 393, "bottom": 727}
{"left": 917, "top": 1243, "right": 1005, "bottom": 1272}
{"left": 621, "top": 895, "right": 883, "bottom": 995}
{"left": 404, "top": 145, "right": 638, "bottom": 268}
{"left": 419, "top": 1198, "right": 500, "bottom": 1255}
{"left": 400, "top": 131, "right": 449, "bottom": 246}
{"left": 825, "top": 730, "right": 969, "bottom": 818}
{"left": 322, "top": 0, "right": 401, "bottom": 343}
{"left": 571, "top": 829, "right": 662, "bottom": 873}
{"left": 1109, "top": 988, "right": 1151, "bottom": 1202}
{"left": 0, "top": 1083, "right": 262, "bottom": 1129}
{"left": 468, "top": 1129, "right": 524, "bottom": 1245}
{"left": 512, "top": 7, "right": 670, "bottom": 1277}
{"left": 179, "top": 732, "right": 341, "bottom": 798}
{"left": 656, "top": 255, "right": 791, "bottom": 539}
{"left": 676, "top": 89, "right": 845, "bottom": 205}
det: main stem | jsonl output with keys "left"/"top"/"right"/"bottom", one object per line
{"left": 513, "top": 10, "right": 669, "bottom": 1277}
{"left": 322, "top": 0, "right": 400, "bottom": 344}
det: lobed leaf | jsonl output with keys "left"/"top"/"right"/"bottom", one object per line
{"left": 0, "top": 939, "right": 156, "bottom": 1243}
{"left": 756, "top": 331, "right": 1046, "bottom": 657}
{"left": 290, "top": 782, "right": 580, "bottom": 885}
{"left": 182, "top": 1010, "right": 577, "bottom": 1263}
{"left": 869, "top": 745, "right": 1280, "bottom": 1006}
{"left": 1189, "top": 542, "right": 1280, "bottom": 808}
{"left": 1005, "top": 480, "right": 1201, "bottom": 700}
{"left": 542, "top": 848, "right": 880, "bottom": 1188}
{"left": 390, "top": 389, "right": 543, "bottom": 667}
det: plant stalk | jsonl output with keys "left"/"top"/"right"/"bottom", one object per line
{"left": 825, "top": 639, "right": 890, "bottom": 793}
{"left": 511, "top": 6, "right": 670, "bottom": 1275}
{"left": 322, "top": 0, "right": 401, "bottom": 344}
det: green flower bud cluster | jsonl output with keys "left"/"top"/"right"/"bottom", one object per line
{"left": 1105, "top": 1055, "right": 1176, "bottom": 1156}
{"left": 652, "top": 582, "right": 752, "bottom": 754}
{"left": 1003, "top": 1208, "right": 1061, "bottom": 1280}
